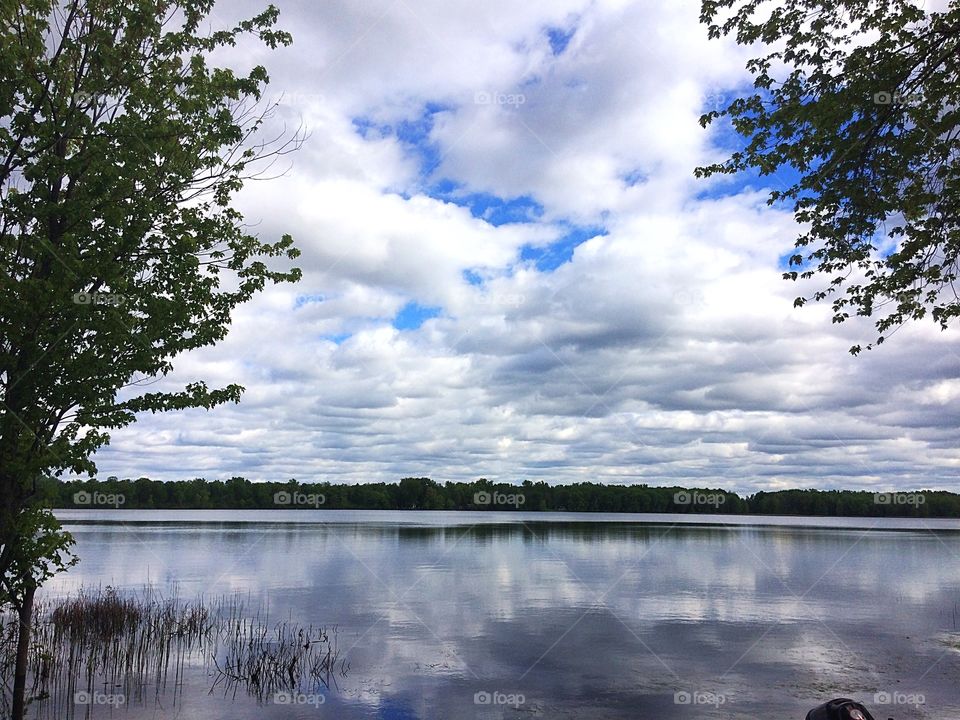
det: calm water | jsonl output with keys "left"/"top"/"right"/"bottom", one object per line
{"left": 45, "top": 510, "right": 960, "bottom": 719}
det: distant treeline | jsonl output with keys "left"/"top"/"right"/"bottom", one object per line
{"left": 37, "top": 476, "right": 960, "bottom": 517}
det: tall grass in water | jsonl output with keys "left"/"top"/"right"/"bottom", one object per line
{"left": 0, "top": 586, "right": 346, "bottom": 719}
{"left": 208, "top": 592, "right": 347, "bottom": 699}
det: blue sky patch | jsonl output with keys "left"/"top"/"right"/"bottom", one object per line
{"left": 392, "top": 302, "right": 442, "bottom": 330}
{"left": 521, "top": 224, "right": 607, "bottom": 271}
{"left": 697, "top": 85, "right": 804, "bottom": 204}
{"left": 546, "top": 26, "right": 575, "bottom": 55}
{"left": 695, "top": 162, "right": 802, "bottom": 204}
{"left": 623, "top": 169, "right": 648, "bottom": 187}
{"left": 777, "top": 249, "right": 807, "bottom": 272}
{"left": 462, "top": 269, "right": 484, "bottom": 286}
{"left": 433, "top": 187, "right": 544, "bottom": 226}
{"left": 351, "top": 116, "right": 385, "bottom": 139}
{"left": 353, "top": 103, "right": 452, "bottom": 179}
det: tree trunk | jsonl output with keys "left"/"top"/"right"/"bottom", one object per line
{"left": 12, "top": 582, "right": 36, "bottom": 720}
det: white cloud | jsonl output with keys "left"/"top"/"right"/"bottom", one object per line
{"left": 89, "top": 0, "right": 960, "bottom": 492}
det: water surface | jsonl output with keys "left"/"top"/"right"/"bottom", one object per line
{"left": 46, "top": 510, "right": 960, "bottom": 718}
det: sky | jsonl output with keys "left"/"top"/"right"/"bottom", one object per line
{"left": 93, "top": 0, "right": 960, "bottom": 494}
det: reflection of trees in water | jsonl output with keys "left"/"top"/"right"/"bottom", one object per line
{"left": 389, "top": 522, "right": 787, "bottom": 544}
{"left": 377, "top": 522, "right": 918, "bottom": 547}
{"left": 0, "top": 586, "right": 347, "bottom": 718}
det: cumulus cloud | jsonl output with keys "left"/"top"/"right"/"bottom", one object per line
{"left": 90, "top": 0, "right": 960, "bottom": 492}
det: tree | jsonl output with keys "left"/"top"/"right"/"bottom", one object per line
{"left": 0, "top": 508, "right": 78, "bottom": 720}
{"left": 0, "top": 2, "right": 300, "bottom": 715}
{"left": 396, "top": 477, "right": 438, "bottom": 509}
{"left": 696, "top": 0, "right": 960, "bottom": 353}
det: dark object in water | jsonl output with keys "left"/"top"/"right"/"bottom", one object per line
{"left": 806, "top": 698, "right": 879, "bottom": 720}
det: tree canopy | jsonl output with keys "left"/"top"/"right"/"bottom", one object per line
{"left": 697, "top": 0, "right": 960, "bottom": 353}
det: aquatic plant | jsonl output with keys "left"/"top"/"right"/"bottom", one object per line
{"left": 0, "top": 586, "right": 346, "bottom": 718}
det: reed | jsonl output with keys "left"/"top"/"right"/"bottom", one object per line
{"left": 0, "top": 586, "right": 346, "bottom": 718}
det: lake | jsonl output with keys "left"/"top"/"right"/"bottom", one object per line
{"left": 42, "top": 510, "right": 960, "bottom": 719}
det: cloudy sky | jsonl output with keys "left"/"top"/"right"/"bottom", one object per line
{"left": 95, "top": 0, "right": 960, "bottom": 493}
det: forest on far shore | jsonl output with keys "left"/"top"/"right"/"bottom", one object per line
{"left": 38, "top": 476, "right": 960, "bottom": 518}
